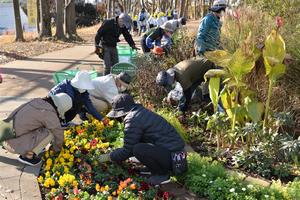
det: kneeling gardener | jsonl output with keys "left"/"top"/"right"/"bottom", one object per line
{"left": 98, "top": 94, "right": 187, "bottom": 186}
{"left": 0, "top": 93, "right": 72, "bottom": 166}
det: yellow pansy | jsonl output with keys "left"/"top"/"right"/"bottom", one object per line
{"left": 45, "top": 171, "right": 51, "bottom": 178}
{"left": 72, "top": 180, "right": 78, "bottom": 187}
{"left": 59, "top": 157, "right": 65, "bottom": 164}
{"left": 64, "top": 166, "right": 69, "bottom": 173}
{"left": 46, "top": 158, "right": 52, "bottom": 166}
{"left": 95, "top": 183, "right": 101, "bottom": 192}
{"left": 84, "top": 143, "right": 90, "bottom": 150}
{"left": 38, "top": 176, "right": 44, "bottom": 184}
{"left": 50, "top": 188, "right": 57, "bottom": 193}
{"left": 44, "top": 178, "right": 55, "bottom": 188}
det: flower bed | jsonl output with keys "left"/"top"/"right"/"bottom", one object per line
{"left": 38, "top": 119, "right": 170, "bottom": 200}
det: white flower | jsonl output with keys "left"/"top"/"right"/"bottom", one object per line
{"left": 247, "top": 184, "right": 254, "bottom": 189}
{"left": 218, "top": 187, "right": 222, "bottom": 191}
{"left": 242, "top": 187, "right": 246, "bottom": 191}
{"left": 264, "top": 195, "right": 269, "bottom": 198}
{"left": 209, "top": 181, "right": 213, "bottom": 184}
{"left": 202, "top": 174, "right": 206, "bottom": 177}
{"left": 229, "top": 188, "right": 235, "bottom": 193}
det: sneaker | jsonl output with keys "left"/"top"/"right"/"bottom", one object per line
{"left": 18, "top": 155, "right": 42, "bottom": 166}
{"left": 147, "top": 175, "right": 171, "bottom": 186}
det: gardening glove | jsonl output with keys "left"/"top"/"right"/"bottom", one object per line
{"left": 98, "top": 153, "right": 111, "bottom": 163}
{"left": 94, "top": 46, "right": 100, "bottom": 54}
{"left": 102, "top": 118, "right": 110, "bottom": 126}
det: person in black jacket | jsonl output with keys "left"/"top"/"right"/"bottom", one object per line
{"left": 95, "top": 13, "right": 139, "bottom": 75}
{"left": 98, "top": 94, "right": 186, "bottom": 186}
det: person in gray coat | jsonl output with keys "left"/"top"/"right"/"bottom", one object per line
{"left": 98, "top": 94, "right": 185, "bottom": 186}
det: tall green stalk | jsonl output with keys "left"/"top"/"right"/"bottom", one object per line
{"left": 263, "top": 80, "right": 273, "bottom": 129}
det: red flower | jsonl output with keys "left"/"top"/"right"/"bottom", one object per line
{"left": 90, "top": 138, "right": 98, "bottom": 146}
{"left": 163, "top": 191, "right": 169, "bottom": 200}
{"left": 138, "top": 181, "right": 150, "bottom": 191}
{"left": 276, "top": 16, "right": 284, "bottom": 29}
{"left": 73, "top": 187, "right": 79, "bottom": 195}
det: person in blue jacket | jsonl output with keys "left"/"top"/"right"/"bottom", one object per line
{"left": 196, "top": 0, "right": 227, "bottom": 55}
{"left": 140, "top": 21, "right": 174, "bottom": 53}
{"left": 49, "top": 71, "right": 108, "bottom": 125}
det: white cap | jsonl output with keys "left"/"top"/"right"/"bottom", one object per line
{"left": 49, "top": 93, "right": 72, "bottom": 120}
{"left": 71, "top": 71, "right": 95, "bottom": 90}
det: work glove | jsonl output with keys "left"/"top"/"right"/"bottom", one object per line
{"left": 131, "top": 46, "right": 140, "bottom": 50}
{"left": 98, "top": 153, "right": 111, "bottom": 163}
{"left": 94, "top": 46, "right": 100, "bottom": 54}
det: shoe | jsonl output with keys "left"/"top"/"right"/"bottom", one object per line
{"left": 18, "top": 155, "right": 42, "bottom": 166}
{"left": 147, "top": 175, "right": 170, "bottom": 186}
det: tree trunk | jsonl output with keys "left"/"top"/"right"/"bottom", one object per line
{"left": 13, "top": 0, "right": 24, "bottom": 41}
{"left": 65, "top": 0, "right": 76, "bottom": 38}
{"left": 36, "top": 0, "right": 40, "bottom": 34}
{"left": 55, "top": 0, "right": 65, "bottom": 39}
{"left": 184, "top": 0, "right": 189, "bottom": 18}
{"left": 179, "top": 0, "right": 186, "bottom": 17}
{"left": 107, "top": 0, "right": 112, "bottom": 18}
{"left": 194, "top": 0, "right": 197, "bottom": 19}
{"left": 39, "top": 0, "right": 52, "bottom": 38}
{"left": 174, "top": 0, "right": 178, "bottom": 10}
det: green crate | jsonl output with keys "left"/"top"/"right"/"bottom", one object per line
{"left": 111, "top": 62, "right": 137, "bottom": 78}
{"left": 53, "top": 70, "right": 98, "bottom": 85}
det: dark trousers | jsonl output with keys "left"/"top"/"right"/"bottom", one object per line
{"left": 179, "top": 79, "right": 203, "bottom": 112}
{"left": 140, "top": 37, "right": 151, "bottom": 53}
{"left": 103, "top": 45, "right": 118, "bottom": 75}
{"left": 133, "top": 143, "right": 172, "bottom": 175}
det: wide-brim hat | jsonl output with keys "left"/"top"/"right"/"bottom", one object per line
{"left": 49, "top": 93, "right": 72, "bottom": 120}
{"left": 107, "top": 94, "right": 137, "bottom": 118}
{"left": 71, "top": 71, "right": 95, "bottom": 90}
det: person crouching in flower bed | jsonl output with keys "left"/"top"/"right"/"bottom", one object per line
{"left": 98, "top": 94, "right": 187, "bottom": 186}
{"left": 0, "top": 93, "right": 72, "bottom": 166}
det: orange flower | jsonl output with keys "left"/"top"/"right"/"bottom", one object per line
{"left": 130, "top": 183, "right": 136, "bottom": 190}
{"left": 107, "top": 196, "right": 113, "bottom": 200}
{"left": 112, "top": 191, "right": 117, "bottom": 196}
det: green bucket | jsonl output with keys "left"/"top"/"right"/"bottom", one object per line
{"left": 117, "top": 44, "right": 137, "bottom": 64}
{"left": 53, "top": 70, "right": 98, "bottom": 85}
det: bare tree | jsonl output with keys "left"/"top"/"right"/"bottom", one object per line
{"left": 179, "top": 0, "right": 186, "bottom": 17}
{"left": 65, "top": 0, "right": 76, "bottom": 38}
{"left": 39, "top": 0, "right": 52, "bottom": 38}
{"left": 13, "top": 0, "right": 24, "bottom": 41}
{"left": 55, "top": 0, "right": 65, "bottom": 39}
{"left": 36, "top": 0, "right": 40, "bottom": 34}
{"left": 184, "top": 0, "right": 189, "bottom": 17}
{"left": 107, "top": 0, "right": 112, "bottom": 18}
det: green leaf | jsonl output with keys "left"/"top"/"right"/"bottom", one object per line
{"left": 228, "top": 49, "right": 256, "bottom": 81}
{"left": 220, "top": 89, "right": 231, "bottom": 110}
{"left": 205, "top": 50, "right": 232, "bottom": 68}
{"left": 269, "top": 63, "right": 286, "bottom": 81}
{"left": 244, "top": 97, "right": 264, "bottom": 123}
{"left": 208, "top": 77, "right": 221, "bottom": 112}
{"left": 263, "top": 30, "right": 286, "bottom": 66}
{"left": 204, "top": 69, "right": 226, "bottom": 81}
